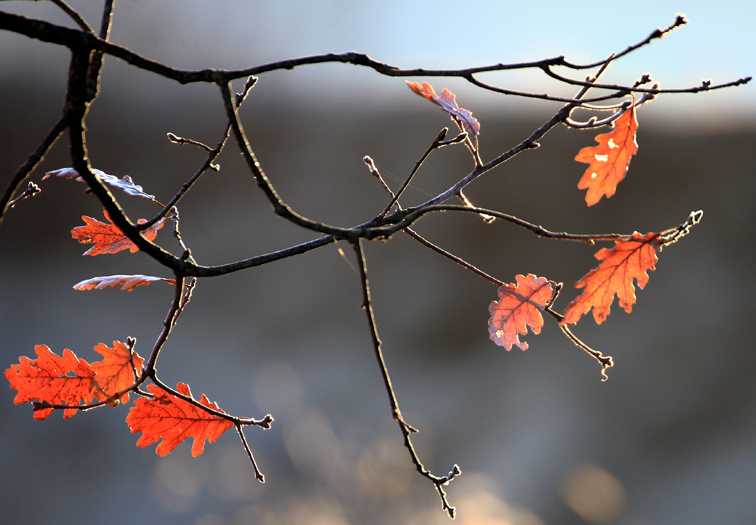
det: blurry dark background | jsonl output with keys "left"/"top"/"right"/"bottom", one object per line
{"left": 1, "top": 2, "right": 755, "bottom": 524}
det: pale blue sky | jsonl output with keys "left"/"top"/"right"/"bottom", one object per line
{"left": 2, "top": 1, "right": 753, "bottom": 125}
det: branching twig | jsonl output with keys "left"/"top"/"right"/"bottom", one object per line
{"left": 0, "top": 116, "right": 68, "bottom": 223}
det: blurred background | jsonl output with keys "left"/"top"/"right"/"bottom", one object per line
{"left": 1, "top": 1, "right": 754, "bottom": 524}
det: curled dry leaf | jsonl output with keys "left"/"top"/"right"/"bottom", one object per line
{"left": 74, "top": 274, "right": 176, "bottom": 292}
{"left": 71, "top": 210, "right": 166, "bottom": 256}
{"left": 574, "top": 103, "right": 638, "bottom": 206}
{"left": 406, "top": 81, "right": 480, "bottom": 136}
{"left": 126, "top": 383, "right": 234, "bottom": 457}
{"left": 561, "top": 232, "right": 660, "bottom": 326}
{"left": 489, "top": 274, "right": 553, "bottom": 350}
{"left": 44, "top": 167, "right": 156, "bottom": 201}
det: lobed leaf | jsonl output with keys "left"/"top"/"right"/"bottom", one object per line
{"left": 71, "top": 210, "right": 165, "bottom": 256}
{"left": 5, "top": 342, "right": 145, "bottom": 418}
{"left": 561, "top": 232, "right": 660, "bottom": 325}
{"left": 126, "top": 383, "right": 234, "bottom": 457}
{"left": 574, "top": 104, "right": 639, "bottom": 206}
{"left": 90, "top": 342, "right": 144, "bottom": 405}
{"left": 407, "top": 81, "right": 480, "bottom": 136}
{"left": 74, "top": 274, "right": 176, "bottom": 291}
{"left": 5, "top": 346, "right": 97, "bottom": 419}
{"left": 488, "top": 274, "right": 553, "bottom": 350}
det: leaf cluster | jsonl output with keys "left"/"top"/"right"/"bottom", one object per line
{"left": 0, "top": 3, "right": 748, "bottom": 519}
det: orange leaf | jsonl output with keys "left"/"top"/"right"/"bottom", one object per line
{"left": 574, "top": 104, "right": 639, "bottom": 206}
{"left": 488, "top": 274, "right": 553, "bottom": 350}
{"left": 561, "top": 232, "right": 660, "bottom": 325}
{"left": 4, "top": 345, "right": 96, "bottom": 420}
{"left": 74, "top": 274, "right": 176, "bottom": 291}
{"left": 407, "top": 81, "right": 480, "bottom": 136}
{"left": 126, "top": 383, "right": 234, "bottom": 457}
{"left": 71, "top": 210, "right": 165, "bottom": 256}
{"left": 90, "top": 342, "right": 144, "bottom": 405}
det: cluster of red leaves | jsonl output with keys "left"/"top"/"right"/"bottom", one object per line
{"left": 5, "top": 343, "right": 235, "bottom": 456}
{"left": 4, "top": 199, "right": 233, "bottom": 457}
{"left": 489, "top": 232, "right": 665, "bottom": 349}
{"left": 486, "top": 103, "right": 692, "bottom": 353}
{"left": 5, "top": 342, "right": 143, "bottom": 419}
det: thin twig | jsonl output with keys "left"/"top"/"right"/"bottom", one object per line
{"left": 405, "top": 228, "right": 503, "bottom": 287}
{"left": 351, "top": 239, "right": 459, "bottom": 518}
{"left": 50, "top": 0, "right": 95, "bottom": 33}
{"left": 378, "top": 128, "right": 449, "bottom": 219}
{"left": 0, "top": 12, "right": 747, "bottom": 104}
{"left": 236, "top": 425, "right": 266, "bottom": 482}
{"left": 1, "top": 116, "right": 68, "bottom": 223}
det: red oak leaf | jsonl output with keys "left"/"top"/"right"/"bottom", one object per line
{"left": 561, "top": 232, "right": 661, "bottom": 325}
{"left": 407, "top": 81, "right": 480, "bottom": 136}
{"left": 575, "top": 103, "right": 639, "bottom": 206}
{"left": 5, "top": 345, "right": 96, "bottom": 420}
{"left": 74, "top": 274, "right": 176, "bottom": 291}
{"left": 90, "top": 342, "right": 144, "bottom": 405}
{"left": 71, "top": 210, "right": 165, "bottom": 256}
{"left": 488, "top": 274, "right": 553, "bottom": 350}
{"left": 126, "top": 383, "right": 234, "bottom": 457}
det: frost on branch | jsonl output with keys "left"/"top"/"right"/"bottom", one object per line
{"left": 489, "top": 274, "right": 553, "bottom": 350}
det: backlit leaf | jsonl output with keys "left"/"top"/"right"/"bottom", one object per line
{"left": 488, "top": 274, "right": 553, "bottom": 350}
{"left": 71, "top": 210, "right": 165, "bottom": 256}
{"left": 407, "top": 81, "right": 480, "bottom": 136}
{"left": 74, "top": 274, "right": 176, "bottom": 291}
{"left": 5, "top": 342, "right": 145, "bottom": 418}
{"left": 90, "top": 342, "right": 144, "bottom": 405}
{"left": 574, "top": 104, "right": 639, "bottom": 206}
{"left": 126, "top": 383, "right": 234, "bottom": 457}
{"left": 5, "top": 345, "right": 96, "bottom": 420}
{"left": 561, "top": 232, "right": 660, "bottom": 325}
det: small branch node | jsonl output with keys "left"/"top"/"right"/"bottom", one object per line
{"left": 8, "top": 181, "right": 41, "bottom": 208}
